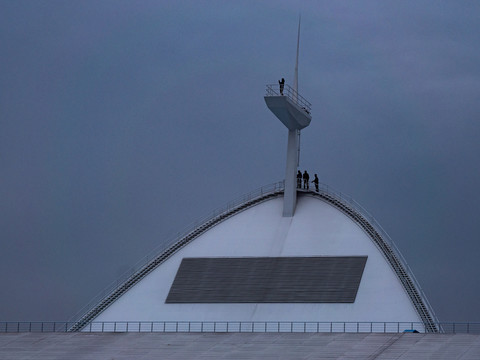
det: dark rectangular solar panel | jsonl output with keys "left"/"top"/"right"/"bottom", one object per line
{"left": 166, "top": 256, "right": 367, "bottom": 303}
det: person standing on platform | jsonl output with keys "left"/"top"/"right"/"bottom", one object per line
{"left": 303, "top": 170, "right": 310, "bottom": 190}
{"left": 297, "top": 170, "right": 302, "bottom": 189}
{"left": 279, "top": 78, "right": 285, "bottom": 95}
{"left": 312, "top": 174, "right": 319, "bottom": 192}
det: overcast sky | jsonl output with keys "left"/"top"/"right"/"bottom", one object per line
{"left": 1, "top": 1, "right": 480, "bottom": 323}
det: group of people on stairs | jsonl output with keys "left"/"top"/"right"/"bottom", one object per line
{"left": 296, "top": 170, "right": 319, "bottom": 192}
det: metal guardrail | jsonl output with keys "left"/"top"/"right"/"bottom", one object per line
{"left": 265, "top": 83, "right": 312, "bottom": 114}
{"left": 1, "top": 321, "right": 479, "bottom": 334}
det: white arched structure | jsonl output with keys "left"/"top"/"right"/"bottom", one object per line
{"left": 71, "top": 183, "right": 438, "bottom": 332}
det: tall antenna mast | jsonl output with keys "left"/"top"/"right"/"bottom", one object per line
{"left": 293, "top": 15, "right": 301, "bottom": 99}
{"left": 264, "top": 16, "right": 312, "bottom": 217}
{"left": 294, "top": 15, "right": 301, "bottom": 167}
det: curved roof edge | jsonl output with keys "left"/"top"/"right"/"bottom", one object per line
{"left": 70, "top": 182, "right": 438, "bottom": 333}
{"left": 300, "top": 190, "right": 438, "bottom": 332}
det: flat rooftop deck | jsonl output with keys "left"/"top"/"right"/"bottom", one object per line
{"left": 2, "top": 332, "right": 480, "bottom": 359}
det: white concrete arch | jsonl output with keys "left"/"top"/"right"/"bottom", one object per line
{"left": 81, "top": 193, "right": 429, "bottom": 328}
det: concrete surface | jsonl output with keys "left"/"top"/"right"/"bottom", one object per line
{"left": 1, "top": 332, "right": 480, "bottom": 360}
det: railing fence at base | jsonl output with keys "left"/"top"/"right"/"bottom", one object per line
{"left": 1, "top": 321, "right": 479, "bottom": 334}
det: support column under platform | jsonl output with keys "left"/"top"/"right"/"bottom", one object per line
{"left": 264, "top": 84, "right": 312, "bottom": 218}
{"left": 283, "top": 129, "right": 298, "bottom": 217}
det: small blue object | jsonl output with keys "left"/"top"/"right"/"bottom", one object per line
{"left": 403, "top": 329, "right": 419, "bottom": 333}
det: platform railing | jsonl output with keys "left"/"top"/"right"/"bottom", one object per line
{"left": 1, "top": 321, "right": 478, "bottom": 334}
{"left": 265, "top": 83, "right": 312, "bottom": 114}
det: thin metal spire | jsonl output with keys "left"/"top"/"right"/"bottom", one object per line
{"left": 293, "top": 15, "right": 301, "bottom": 98}
{"left": 294, "top": 15, "right": 301, "bottom": 167}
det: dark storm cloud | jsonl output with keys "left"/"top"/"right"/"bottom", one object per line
{"left": 1, "top": 1, "right": 479, "bottom": 321}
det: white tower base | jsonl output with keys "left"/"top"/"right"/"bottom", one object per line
{"left": 283, "top": 129, "right": 298, "bottom": 217}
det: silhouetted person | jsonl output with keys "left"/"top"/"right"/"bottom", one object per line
{"left": 303, "top": 170, "right": 309, "bottom": 190}
{"left": 312, "top": 174, "right": 319, "bottom": 192}
{"left": 297, "top": 170, "right": 302, "bottom": 189}
{"left": 279, "top": 78, "right": 285, "bottom": 95}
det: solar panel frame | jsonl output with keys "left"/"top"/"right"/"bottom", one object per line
{"left": 166, "top": 256, "right": 367, "bottom": 303}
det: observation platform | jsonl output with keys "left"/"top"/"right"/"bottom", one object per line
{"left": 264, "top": 84, "right": 312, "bottom": 130}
